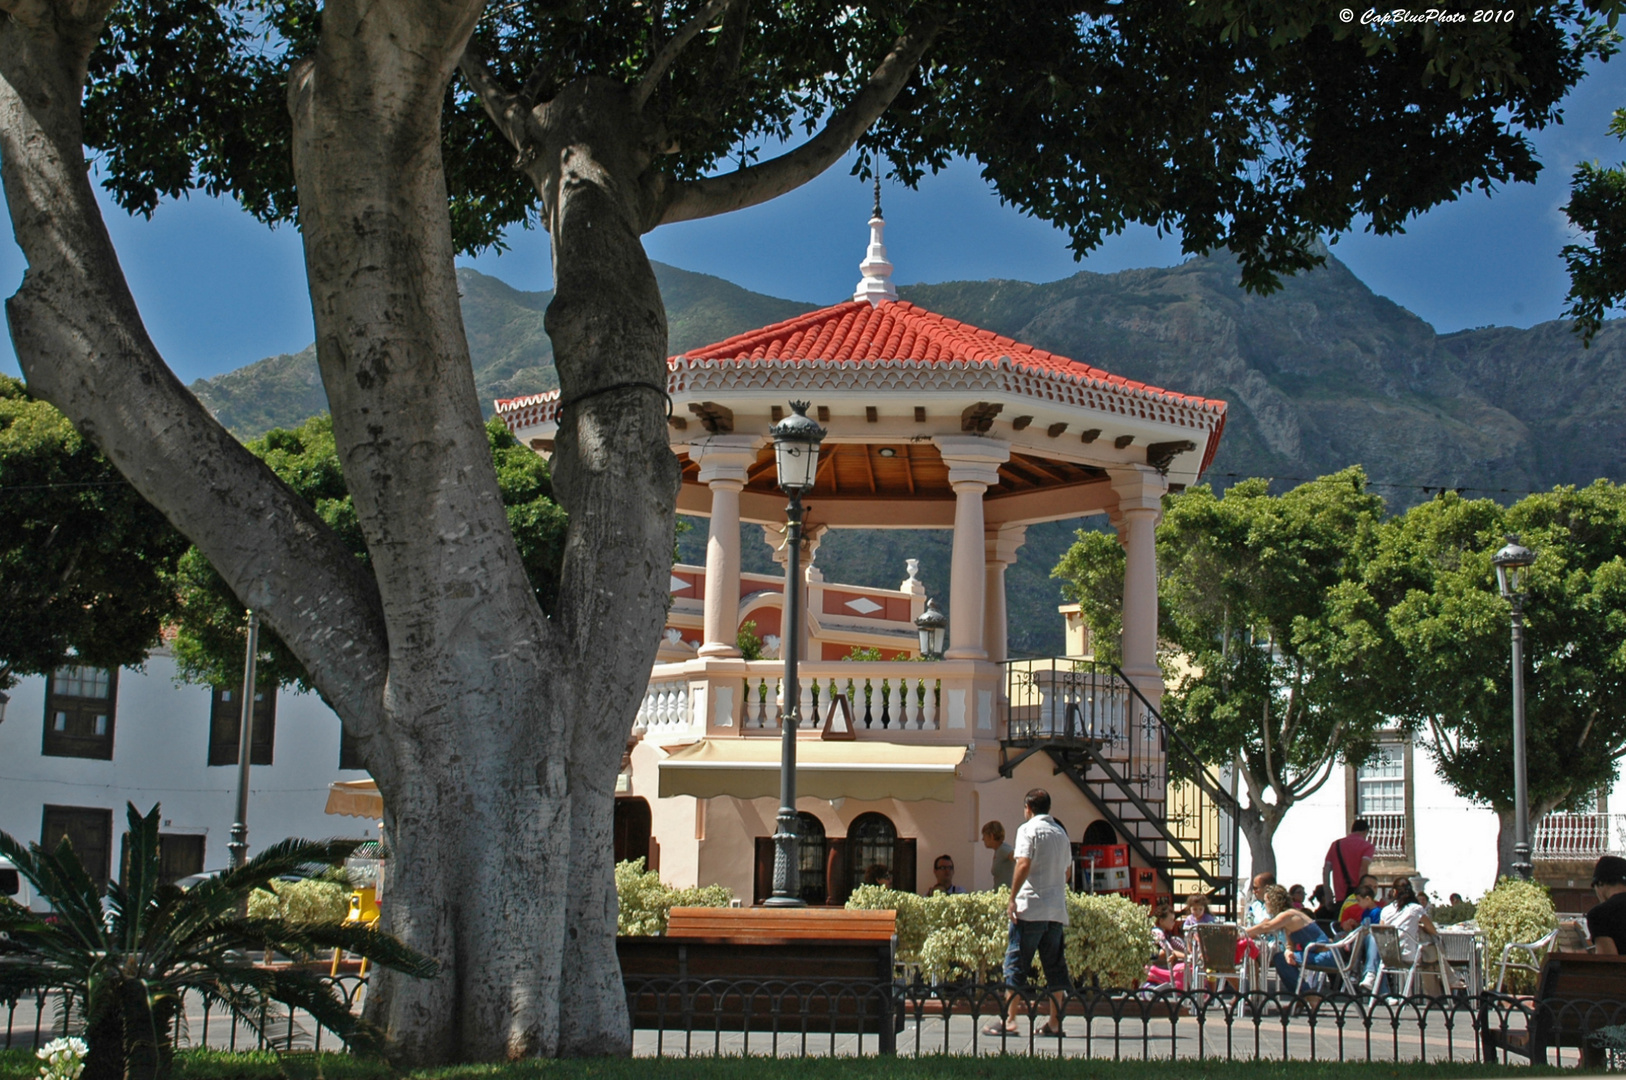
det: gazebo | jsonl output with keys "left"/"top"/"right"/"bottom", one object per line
{"left": 496, "top": 207, "right": 1234, "bottom": 906}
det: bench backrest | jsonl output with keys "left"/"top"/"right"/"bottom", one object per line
{"left": 1532, "top": 952, "right": 1626, "bottom": 1038}
{"left": 665, "top": 906, "right": 896, "bottom": 943}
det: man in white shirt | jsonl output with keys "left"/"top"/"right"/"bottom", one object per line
{"left": 984, "top": 788, "right": 1072, "bottom": 1037}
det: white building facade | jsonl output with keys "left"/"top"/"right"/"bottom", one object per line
{"left": 1249, "top": 731, "right": 1624, "bottom": 911}
{"left": 0, "top": 649, "right": 373, "bottom": 891}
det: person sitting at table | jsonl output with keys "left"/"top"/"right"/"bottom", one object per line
{"left": 1339, "top": 883, "right": 1380, "bottom": 933}
{"left": 1144, "top": 901, "right": 1189, "bottom": 990}
{"left": 1289, "top": 884, "right": 1309, "bottom": 912}
{"left": 1587, "top": 855, "right": 1626, "bottom": 954}
{"left": 1309, "top": 884, "right": 1339, "bottom": 921}
{"left": 1182, "top": 891, "right": 1216, "bottom": 932}
{"left": 1244, "top": 885, "right": 1343, "bottom": 994}
{"left": 862, "top": 863, "right": 893, "bottom": 888}
{"left": 1359, "top": 876, "right": 1448, "bottom": 995}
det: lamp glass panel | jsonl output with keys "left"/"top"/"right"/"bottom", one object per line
{"left": 775, "top": 442, "right": 819, "bottom": 489}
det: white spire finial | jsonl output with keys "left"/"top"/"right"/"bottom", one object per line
{"left": 853, "top": 177, "right": 897, "bottom": 305}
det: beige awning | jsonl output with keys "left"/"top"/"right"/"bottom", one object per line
{"left": 325, "top": 779, "right": 383, "bottom": 818}
{"left": 657, "top": 739, "right": 966, "bottom": 802}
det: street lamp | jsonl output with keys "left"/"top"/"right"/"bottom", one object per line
{"left": 916, "top": 597, "right": 947, "bottom": 660}
{"left": 1492, "top": 534, "right": 1537, "bottom": 881}
{"left": 228, "top": 609, "right": 262, "bottom": 870}
{"left": 766, "top": 400, "right": 826, "bottom": 907}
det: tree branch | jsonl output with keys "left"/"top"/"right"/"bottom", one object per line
{"left": 1286, "top": 722, "right": 1345, "bottom": 801}
{"left": 459, "top": 41, "right": 534, "bottom": 156}
{"left": 0, "top": 4, "right": 392, "bottom": 745}
{"left": 632, "top": 0, "right": 735, "bottom": 111}
{"left": 654, "top": 9, "right": 941, "bottom": 226}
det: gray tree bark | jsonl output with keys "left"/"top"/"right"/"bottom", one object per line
{"left": 0, "top": 0, "right": 930, "bottom": 1063}
{"left": 1237, "top": 799, "right": 1285, "bottom": 881}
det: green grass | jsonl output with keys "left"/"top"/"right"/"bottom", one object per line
{"left": 0, "top": 1049, "right": 1575, "bottom": 1080}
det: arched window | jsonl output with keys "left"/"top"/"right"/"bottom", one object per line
{"left": 1082, "top": 820, "right": 1117, "bottom": 846}
{"left": 796, "top": 812, "right": 827, "bottom": 905}
{"left": 847, "top": 812, "right": 899, "bottom": 888}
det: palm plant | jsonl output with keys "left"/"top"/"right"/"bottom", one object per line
{"left": 0, "top": 803, "right": 435, "bottom": 1080}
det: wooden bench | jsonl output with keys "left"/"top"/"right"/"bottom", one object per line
{"left": 1482, "top": 952, "right": 1626, "bottom": 1067}
{"left": 618, "top": 907, "right": 900, "bottom": 1051}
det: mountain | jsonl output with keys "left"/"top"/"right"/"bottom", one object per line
{"left": 191, "top": 263, "right": 816, "bottom": 439}
{"left": 193, "top": 251, "right": 1625, "bottom": 658}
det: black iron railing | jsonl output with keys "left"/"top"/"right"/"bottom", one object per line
{"left": 13, "top": 977, "right": 1626, "bottom": 1065}
{"left": 3, "top": 975, "right": 367, "bottom": 1054}
{"left": 1001, "top": 657, "right": 1241, "bottom": 909}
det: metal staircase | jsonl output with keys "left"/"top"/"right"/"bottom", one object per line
{"left": 999, "top": 658, "right": 1240, "bottom": 915}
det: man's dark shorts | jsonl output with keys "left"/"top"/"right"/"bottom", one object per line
{"left": 1003, "top": 918, "right": 1069, "bottom": 990}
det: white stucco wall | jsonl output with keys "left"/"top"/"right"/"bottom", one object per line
{"left": 0, "top": 650, "right": 374, "bottom": 870}
{"left": 1241, "top": 738, "right": 1622, "bottom": 903}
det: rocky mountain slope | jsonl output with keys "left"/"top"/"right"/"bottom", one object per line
{"left": 192, "top": 253, "right": 1624, "bottom": 656}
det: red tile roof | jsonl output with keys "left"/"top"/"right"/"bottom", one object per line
{"left": 683, "top": 300, "right": 1226, "bottom": 413}
{"left": 496, "top": 298, "right": 1227, "bottom": 474}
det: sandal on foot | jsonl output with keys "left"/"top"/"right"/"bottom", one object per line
{"left": 1039, "top": 1025, "right": 1065, "bottom": 1037}
{"left": 981, "top": 1023, "right": 1016, "bottom": 1037}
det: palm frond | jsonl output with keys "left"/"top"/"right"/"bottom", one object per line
{"left": 105, "top": 804, "right": 164, "bottom": 957}
{"left": 287, "top": 923, "right": 437, "bottom": 980}
{"left": 0, "top": 829, "right": 103, "bottom": 945}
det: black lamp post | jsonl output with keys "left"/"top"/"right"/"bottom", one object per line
{"left": 1492, "top": 534, "right": 1537, "bottom": 881}
{"left": 765, "top": 400, "right": 825, "bottom": 907}
{"left": 916, "top": 597, "right": 947, "bottom": 660}
{"left": 228, "top": 608, "right": 261, "bottom": 870}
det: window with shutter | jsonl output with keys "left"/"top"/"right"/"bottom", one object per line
{"left": 42, "top": 666, "right": 117, "bottom": 760}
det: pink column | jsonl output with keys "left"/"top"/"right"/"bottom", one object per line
{"left": 935, "top": 437, "right": 1010, "bottom": 661}
{"left": 983, "top": 524, "right": 1027, "bottom": 664}
{"left": 1108, "top": 465, "right": 1168, "bottom": 697}
{"left": 692, "top": 437, "right": 761, "bottom": 657}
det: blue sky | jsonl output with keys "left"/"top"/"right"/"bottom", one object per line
{"left": 0, "top": 58, "right": 1621, "bottom": 386}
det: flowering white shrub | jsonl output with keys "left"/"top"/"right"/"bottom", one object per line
{"left": 1064, "top": 892, "right": 1154, "bottom": 988}
{"left": 1476, "top": 876, "right": 1557, "bottom": 993}
{"left": 614, "top": 858, "right": 733, "bottom": 935}
{"left": 246, "top": 877, "right": 350, "bottom": 925}
{"left": 918, "top": 890, "right": 1008, "bottom": 981}
{"left": 845, "top": 885, "right": 928, "bottom": 962}
{"left": 850, "top": 885, "right": 1153, "bottom": 988}
{"left": 36, "top": 1037, "right": 88, "bottom": 1080}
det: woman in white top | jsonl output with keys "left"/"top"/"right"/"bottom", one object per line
{"left": 1361, "top": 876, "right": 1441, "bottom": 993}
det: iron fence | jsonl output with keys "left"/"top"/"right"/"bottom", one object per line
{"left": 623, "top": 977, "right": 1626, "bottom": 1063}
{"left": 11, "top": 976, "right": 1626, "bottom": 1065}
{"left": 3, "top": 975, "right": 367, "bottom": 1054}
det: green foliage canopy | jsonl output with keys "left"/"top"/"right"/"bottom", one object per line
{"left": 1053, "top": 468, "right": 1392, "bottom": 869}
{"left": 171, "top": 415, "right": 568, "bottom": 693}
{"left": 0, "top": 377, "right": 186, "bottom": 689}
{"left": 75, "top": 1, "right": 1617, "bottom": 292}
{"left": 1370, "top": 482, "right": 1626, "bottom": 822}
{"left": 1562, "top": 106, "right": 1626, "bottom": 341}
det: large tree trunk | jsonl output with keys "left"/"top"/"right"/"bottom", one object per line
{"left": 527, "top": 75, "right": 681, "bottom": 1056}
{"left": 1493, "top": 799, "right": 1560, "bottom": 883}
{"left": 1237, "top": 799, "right": 1288, "bottom": 882}
{"left": 290, "top": 16, "right": 676, "bottom": 1062}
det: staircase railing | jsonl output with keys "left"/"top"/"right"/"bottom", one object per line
{"left": 1000, "top": 658, "right": 1240, "bottom": 905}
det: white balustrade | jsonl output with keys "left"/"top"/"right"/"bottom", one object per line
{"left": 637, "top": 679, "right": 691, "bottom": 734}
{"left": 651, "top": 661, "right": 963, "bottom": 738}
{"left": 1533, "top": 812, "right": 1626, "bottom": 860}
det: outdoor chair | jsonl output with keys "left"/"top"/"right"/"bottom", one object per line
{"left": 1369, "top": 924, "right": 1455, "bottom": 998}
{"left": 1190, "top": 922, "right": 1244, "bottom": 996}
{"left": 1297, "top": 924, "right": 1368, "bottom": 997}
{"left": 1495, "top": 923, "right": 1586, "bottom": 988}
{"left": 1434, "top": 928, "right": 1482, "bottom": 996}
